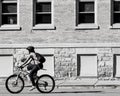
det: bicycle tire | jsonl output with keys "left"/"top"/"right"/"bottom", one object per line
{"left": 36, "top": 74, "right": 55, "bottom": 93}
{"left": 5, "top": 74, "right": 24, "bottom": 94}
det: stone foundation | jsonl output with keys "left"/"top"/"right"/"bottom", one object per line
{"left": 0, "top": 44, "right": 120, "bottom": 80}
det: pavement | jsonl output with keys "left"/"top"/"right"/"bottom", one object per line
{"left": 55, "top": 78, "right": 120, "bottom": 88}
{"left": 1, "top": 77, "right": 120, "bottom": 88}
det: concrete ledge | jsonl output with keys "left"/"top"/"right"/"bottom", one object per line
{"left": 0, "top": 43, "right": 120, "bottom": 48}
{"left": 55, "top": 79, "right": 120, "bottom": 89}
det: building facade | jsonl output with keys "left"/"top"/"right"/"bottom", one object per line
{"left": 0, "top": 0, "right": 120, "bottom": 80}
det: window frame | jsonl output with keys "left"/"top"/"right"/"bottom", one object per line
{"left": 33, "top": 0, "right": 55, "bottom": 30}
{"left": 110, "top": 0, "right": 120, "bottom": 29}
{"left": 75, "top": 0, "right": 99, "bottom": 30}
{"left": 0, "top": 0, "right": 20, "bottom": 30}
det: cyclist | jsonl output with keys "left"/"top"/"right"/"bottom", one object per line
{"left": 20, "top": 46, "right": 44, "bottom": 91}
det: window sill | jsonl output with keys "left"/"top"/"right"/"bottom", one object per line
{"left": 0, "top": 25, "right": 21, "bottom": 31}
{"left": 75, "top": 24, "right": 99, "bottom": 30}
{"left": 110, "top": 24, "right": 120, "bottom": 29}
{"left": 33, "top": 24, "right": 55, "bottom": 30}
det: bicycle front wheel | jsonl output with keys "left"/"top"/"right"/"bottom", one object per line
{"left": 36, "top": 74, "right": 55, "bottom": 93}
{"left": 5, "top": 74, "right": 24, "bottom": 94}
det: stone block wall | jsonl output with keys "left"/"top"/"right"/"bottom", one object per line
{"left": 97, "top": 48, "right": 113, "bottom": 79}
{"left": 54, "top": 48, "right": 77, "bottom": 79}
{"left": 54, "top": 47, "right": 115, "bottom": 80}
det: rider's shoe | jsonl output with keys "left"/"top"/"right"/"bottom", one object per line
{"left": 29, "top": 86, "right": 36, "bottom": 91}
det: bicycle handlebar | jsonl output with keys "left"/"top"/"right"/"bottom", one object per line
{"left": 41, "top": 69, "right": 47, "bottom": 70}
{"left": 18, "top": 66, "right": 23, "bottom": 69}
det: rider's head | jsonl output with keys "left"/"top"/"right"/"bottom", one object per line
{"left": 26, "top": 46, "right": 35, "bottom": 53}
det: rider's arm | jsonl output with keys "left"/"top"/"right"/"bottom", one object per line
{"left": 21, "top": 55, "right": 32, "bottom": 67}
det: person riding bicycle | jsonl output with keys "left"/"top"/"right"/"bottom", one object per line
{"left": 20, "top": 46, "right": 45, "bottom": 91}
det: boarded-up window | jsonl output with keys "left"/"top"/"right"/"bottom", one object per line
{"left": 0, "top": 55, "right": 13, "bottom": 77}
{"left": 77, "top": 54, "right": 97, "bottom": 77}
{"left": 114, "top": 54, "right": 120, "bottom": 77}
{"left": 37, "top": 55, "right": 54, "bottom": 76}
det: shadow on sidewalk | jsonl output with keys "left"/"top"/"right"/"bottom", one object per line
{"left": 51, "top": 91, "right": 103, "bottom": 94}
{"left": 24, "top": 90, "right": 103, "bottom": 95}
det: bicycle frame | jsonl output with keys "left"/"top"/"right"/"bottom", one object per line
{"left": 14, "top": 66, "right": 47, "bottom": 83}
{"left": 14, "top": 66, "right": 29, "bottom": 81}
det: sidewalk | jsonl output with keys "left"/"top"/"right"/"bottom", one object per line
{"left": 55, "top": 78, "right": 120, "bottom": 88}
{"left": 1, "top": 78, "right": 120, "bottom": 88}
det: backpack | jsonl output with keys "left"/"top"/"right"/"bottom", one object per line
{"left": 35, "top": 53, "right": 46, "bottom": 63}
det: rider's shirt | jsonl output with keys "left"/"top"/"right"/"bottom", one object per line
{"left": 29, "top": 52, "right": 40, "bottom": 65}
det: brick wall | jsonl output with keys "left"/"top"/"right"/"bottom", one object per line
{"left": 0, "top": 0, "right": 119, "bottom": 43}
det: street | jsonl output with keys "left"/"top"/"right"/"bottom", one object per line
{"left": 1, "top": 85, "right": 120, "bottom": 96}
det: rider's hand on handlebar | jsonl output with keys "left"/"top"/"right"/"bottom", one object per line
{"left": 15, "top": 65, "right": 23, "bottom": 69}
{"left": 18, "top": 65, "right": 24, "bottom": 69}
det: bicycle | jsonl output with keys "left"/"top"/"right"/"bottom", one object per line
{"left": 5, "top": 64, "right": 55, "bottom": 94}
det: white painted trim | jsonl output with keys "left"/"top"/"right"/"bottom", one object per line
{"left": 95, "top": 0, "right": 98, "bottom": 26}
{"left": 79, "top": 0, "right": 94, "bottom": 2}
{"left": 110, "top": 23, "right": 120, "bottom": 29}
{"left": 75, "top": 24, "right": 99, "bottom": 29}
{"left": 37, "top": 0, "right": 52, "bottom": 2}
{"left": 2, "top": 0, "right": 17, "bottom": 3}
{"left": 0, "top": 25, "right": 21, "bottom": 30}
{"left": 17, "top": 0, "right": 20, "bottom": 26}
{"left": 0, "top": 43, "right": 120, "bottom": 48}
{"left": 114, "top": 0, "right": 120, "bottom": 1}
{"left": 33, "top": 24, "right": 55, "bottom": 30}
{"left": 52, "top": 0, "right": 54, "bottom": 26}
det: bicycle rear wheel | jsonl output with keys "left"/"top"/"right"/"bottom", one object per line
{"left": 5, "top": 74, "right": 24, "bottom": 94}
{"left": 36, "top": 74, "right": 55, "bottom": 93}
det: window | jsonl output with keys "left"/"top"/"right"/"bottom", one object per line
{"left": 113, "top": 54, "right": 120, "bottom": 77}
{"left": 33, "top": 0, "right": 55, "bottom": 30}
{"left": 2, "top": 2, "right": 17, "bottom": 24}
{"left": 76, "top": 0, "right": 98, "bottom": 29}
{"left": 79, "top": 2, "right": 94, "bottom": 24}
{"left": 110, "top": 0, "right": 120, "bottom": 28}
{"left": 36, "top": 2, "right": 51, "bottom": 24}
{"left": 0, "top": 0, "right": 20, "bottom": 30}
{"left": 113, "top": 1, "right": 120, "bottom": 23}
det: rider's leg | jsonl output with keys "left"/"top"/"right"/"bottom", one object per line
{"left": 29, "top": 65, "right": 39, "bottom": 91}
{"left": 27, "top": 63, "right": 34, "bottom": 71}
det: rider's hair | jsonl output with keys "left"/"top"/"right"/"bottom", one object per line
{"left": 26, "top": 46, "right": 35, "bottom": 53}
